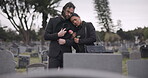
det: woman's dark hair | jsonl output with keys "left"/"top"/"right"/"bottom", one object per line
{"left": 70, "top": 13, "right": 80, "bottom": 18}
{"left": 61, "top": 2, "right": 75, "bottom": 16}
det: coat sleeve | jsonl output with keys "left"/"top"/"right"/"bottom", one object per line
{"left": 44, "top": 18, "right": 59, "bottom": 41}
{"left": 79, "top": 23, "right": 96, "bottom": 44}
{"left": 64, "top": 38, "right": 75, "bottom": 46}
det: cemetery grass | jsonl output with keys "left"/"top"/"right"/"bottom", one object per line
{"left": 122, "top": 58, "right": 128, "bottom": 76}
{"left": 14, "top": 53, "right": 40, "bottom": 73}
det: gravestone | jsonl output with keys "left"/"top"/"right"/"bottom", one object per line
{"left": 119, "top": 45, "right": 129, "bottom": 58}
{"left": 127, "top": 59, "right": 148, "bottom": 78}
{"left": 26, "top": 47, "right": 32, "bottom": 53}
{"left": 140, "top": 45, "right": 148, "bottom": 58}
{"left": 18, "top": 46, "right": 27, "bottom": 53}
{"left": 0, "top": 47, "right": 16, "bottom": 75}
{"left": 26, "top": 63, "right": 47, "bottom": 73}
{"left": 18, "top": 55, "right": 30, "bottom": 68}
{"left": 9, "top": 47, "right": 19, "bottom": 57}
{"left": 129, "top": 51, "right": 141, "bottom": 60}
{"left": 121, "top": 52, "right": 129, "bottom": 58}
{"left": 30, "top": 52, "right": 39, "bottom": 57}
{"left": 64, "top": 53, "right": 122, "bottom": 74}
{"left": 41, "top": 50, "right": 48, "bottom": 64}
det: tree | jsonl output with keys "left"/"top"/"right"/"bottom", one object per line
{"left": 27, "top": 0, "right": 61, "bottom": 29}
{"left": 143, "top": 27, "right": 148, "bottom": 40}
{"left": 0, "top": 0, "right": 37, "bottom": 45}
{"left": 27, "top": 0, "right": 61, "bottom": 46}
{"left": 6, "top": 28, "right": 21, "bottom": 41}
{"left": 117, "top": 28, "right": 124, "bottom": 40}
{"left": 94, "top": 0, "right": 113, "bottom": 32}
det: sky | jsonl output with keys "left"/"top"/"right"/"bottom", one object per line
{"left": 0, "top": 0, "right": 148, "bottom": 31}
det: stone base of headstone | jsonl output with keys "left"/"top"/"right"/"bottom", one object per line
{"left": 18, "top": 55, "right": 30, "bottom": 68}
{"left": 64, "top": 53, "right": 122, "bottom": 74}
{"left": 127, "top": 59, "right": 148, "bottom": 78}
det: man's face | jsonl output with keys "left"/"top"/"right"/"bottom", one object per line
{"left": 70, "top": 16, "right": 81, "bottom": 26}
{"left": 64, "top": 7, "right": 74, "bottom": 19}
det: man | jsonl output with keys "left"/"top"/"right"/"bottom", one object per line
{"left": 44, "top": 2, "right": 76, "bottom": 68}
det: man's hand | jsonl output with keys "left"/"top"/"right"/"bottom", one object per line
{"left": 74, "top": 38, "right": 79, "bottom": 43}
{"left": 58, "top": 28, "right": 67, "bottom": 37}
{"left": 58, "top": 38, "right": 66, "bottom": 45}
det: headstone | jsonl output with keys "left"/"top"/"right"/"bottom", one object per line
{"left": 41, "top": 50, "right": 48, "bottom": 64}
{"left": 26, "top": 63, "right": 47, "bottom": 73}
{"left": 0, "top": 47, "right": 16, "bottom": 75}
{"left": 130, "top": 52, "right": 141, "bottom": 60}
{"left": 121, "top": 52, "right": 129, "bottom": 58}
{"left": 18, "top": 46, "right": 27, "bottom": 53}
{"left": 119, "top": 45, "right": 129, "bottom": 58}
{"left": 9, "top": 47, "right": 19, "bottom": 57}
{"left": 127, "top": 59, "right": 148, "bottom": 78}
{"left": 30, "top": 53, "right": 39, "bottom": 57}
{"left": 64, "top": 53, "right": 122, "bottom": 74}
{"left": 140, "top": 45, "right": 148, "bottom": 58}
{"left": 26, "top": 47, "right": 32, "bottom": 52}
{"left": 18, "top": 55, "right": 30, "bottom": 68}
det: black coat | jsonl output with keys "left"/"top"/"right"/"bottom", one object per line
{"left": 44, "top": 16, "right": 76, "bottom": 57}
{"left": 73, "top": 21, "right": 96, "bottom": 53}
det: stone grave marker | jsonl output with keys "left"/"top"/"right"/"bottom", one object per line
{"left": 127, "top": 59, "right": 148, "bottom": 78}
{"left": 129, "top": 51, "right": 141, "bottom": 60}
{"left": 64, "top": 53, "right": 122, "bottom": 74}
{"left": 0, "top": 47, "right": 16, "bottom": 75}
{"left": 18, "top": 55, "right": 30, "bottom": 68}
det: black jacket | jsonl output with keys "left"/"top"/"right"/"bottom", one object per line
{"left": 73, "top": 21, "right": 96, "bottom": 53}
{"left": 44, "top": 16, "right": 76, "bottom": 57}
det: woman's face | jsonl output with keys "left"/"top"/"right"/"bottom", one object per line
{"left": 70, "top": 16, "right": 81, "bottom": 26}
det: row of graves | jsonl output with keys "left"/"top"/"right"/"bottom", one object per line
{"left": 0, "top": 42, "right": 49, "bottom": 73}
{"left": 0, "top": 42, "right": 148, "bottom": 78}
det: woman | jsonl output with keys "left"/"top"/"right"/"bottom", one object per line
{"left": 70, "top": 13, "right": 96, "bottom": 53}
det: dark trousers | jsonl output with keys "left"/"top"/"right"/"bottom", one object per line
{"left": 48, "top": 51, "right": 63, "bottom": 69}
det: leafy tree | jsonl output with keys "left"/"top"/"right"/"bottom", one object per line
{"left": 30, "top": 29, "right": 38, "bottom": 41}
{"left": 27, "top": 0, "right": 61, "bottom": 46}
{"left": 133, "top": 27, "right": 144, "bottom": 41}
{"left": 0, "top": 0, "right": 37, "bottom": 45}
{"left": 94, "top": 0, "right": 113, "bottom": 32}
{"left": 104, "top": 32, "right": 120, "bottom": 42}
{"left": 27, "top": 0, "right": 61, "bottom": 29}
{"left": 96, "top": 31, "right": 105, "bottom": 42}
{"left": 143, "top": 27, "right": 148, "bottom": 40}
{"left": 117, "top": 28, "right": 124, "bottom": 40}
{"left": 6, "top": 28, "right": 21, "bottom": 41}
